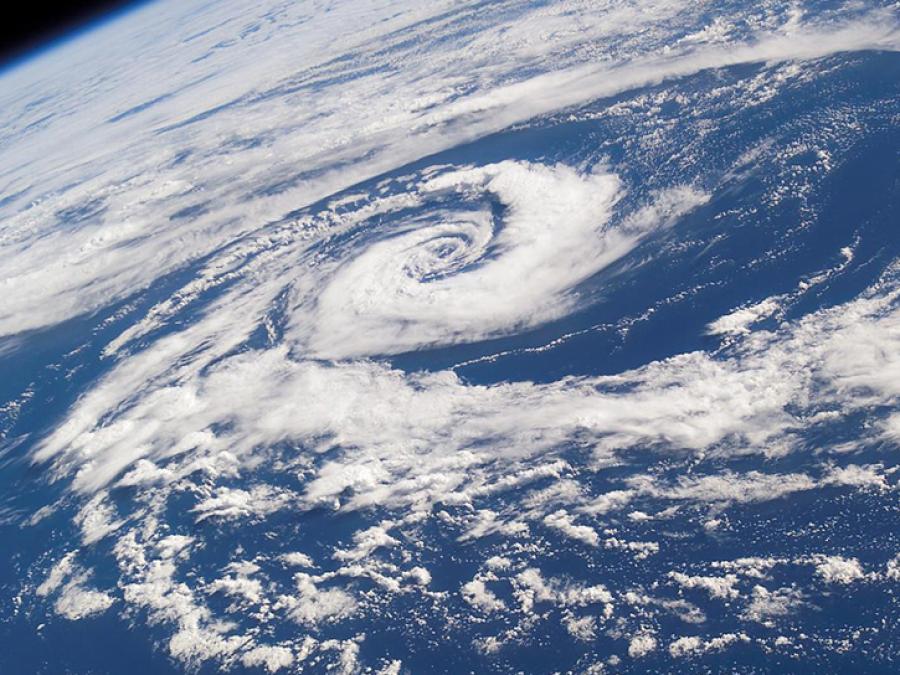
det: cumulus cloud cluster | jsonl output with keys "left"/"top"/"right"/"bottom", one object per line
{"left": 3, "top": 0, "right": 900, "bottom": 671}
{"left": 35, "top": 260, "right": 900, "bottom": 509}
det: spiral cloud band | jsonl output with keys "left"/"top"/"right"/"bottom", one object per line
{"left": 4, "top": 1, "right": 900, "bottom": 672}
{"left": 299, "top": 161, "right": 706, "bottom": 358}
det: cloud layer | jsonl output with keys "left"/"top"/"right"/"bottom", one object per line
{"left": 3, "top": 0, "right": 900, "bottom": 672}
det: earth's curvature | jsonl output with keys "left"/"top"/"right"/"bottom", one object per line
{"left": 1, "top": 1, "right": 900, "bottom": 673}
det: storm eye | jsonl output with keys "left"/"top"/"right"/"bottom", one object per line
{"left": 431, "top": 241, "right": 457, "bottom": 258}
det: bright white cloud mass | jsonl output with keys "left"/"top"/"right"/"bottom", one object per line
{"left": 2, "top": 0, "right": 900, "bottom": 672}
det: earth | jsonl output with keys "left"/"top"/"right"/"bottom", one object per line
{"left": 1, "top": 1, "right": 900, "bottom": 673}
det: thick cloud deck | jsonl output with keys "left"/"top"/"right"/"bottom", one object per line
{"left": 302, "top": 162, "right": 706, "bottom": 358}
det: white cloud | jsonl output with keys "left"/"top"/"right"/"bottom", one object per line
{"left": 604, "top": 537, "right": 660, "bottom": 560}
{"left": 668, "top": 572, "right": 740, "bottom": 599}
{"left": 514, "top": 568, "right": 614, "bottom": 616}
{"left": 1, "top": 0, "right": 895, "bottom": 342}
{"left": 812, "top": 556, "right": 866, "bottom": 585}
{"left": 278, "top": 574, "right": 357, "bottom": 626}
{"left": 742, "top": 585, "right": 804, "bottom": 624}
{"left": 461, "top": 579, "right": 506, "bottom": 613}
{"left": 117, "top": 459, "right": 176, "bottom": 487}
{"left": 668, "top": 636, "right": 702, "bottom": 657}
{"left": 156, "top": 535, "right": 195, "bottom": 560}
{"left": 35, "top": 552, "right": 115, "bottom": 620}
{"left": 712, "top": 557, "right": 783, "bottom": 579}
{"left": 280, "top": 552, "right": 315, "bottom": 568}
{"left": 582, "top": 490, "right": 634, "bottom": 515}
{"left": 376, "top": 660, "right": 403, "bottom": 675}
{"left": 36, "top": 553, "right": 77, "bottom": 597}
{"left": 634, "top": 471, "right": 818, "bottom": 506}
{"left": 822, "top": 464, "right": 888, "bottom": 490}
{"left": 74, "top": 493, "right": 124, "bottom": 545}
{"left": 9, "top": 0, "right": 900, "bottom": 670}
{"left": 668, "top": 633, "right": 750, "bottom": 657}
{"left": 298, "top": 163, "right": 707, "bottom": 358}
{"left": 54, "top": 583, "right": 114, "bottom": 621}
{"left": 543, "top": 510, "right": 600, "bottom": 547}
{"left": 404, "top": 567, "right": 432, "bottom": 587}
{"left": 333, "top": 524, "right": 400, "bottom": 562}
{"left": 241, "top": 645, "right": 294, "bottom": 673}
{"left": 319, "top": 637, "right": 362, "bottom": 675}
{"left": 207, "top": 573, "right": 264, "bottom": 606}
{"left": 628, "top": 633, "right": 657, "bottom": 658}
{"left": 564, "top": 615, "right": 597, "bottom": 642}
{"left": 886, "top": 555, "right": 900, "bottom": 581}
{"left": 192, "top": 485, "right": 293, "bottom": 522}
{"left": 24, "top": 242, "right": 900, "bottom": 671}
{"left": 708, "top": 298, "right": 781, "bottom": 336}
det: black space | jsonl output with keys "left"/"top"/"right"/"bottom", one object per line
{"left": 1, "top": 0, "right": 139, "bottom": 68}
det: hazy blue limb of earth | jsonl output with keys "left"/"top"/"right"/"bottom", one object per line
{"left": 1, "top": 1, "right": 900, "bottom": 673}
